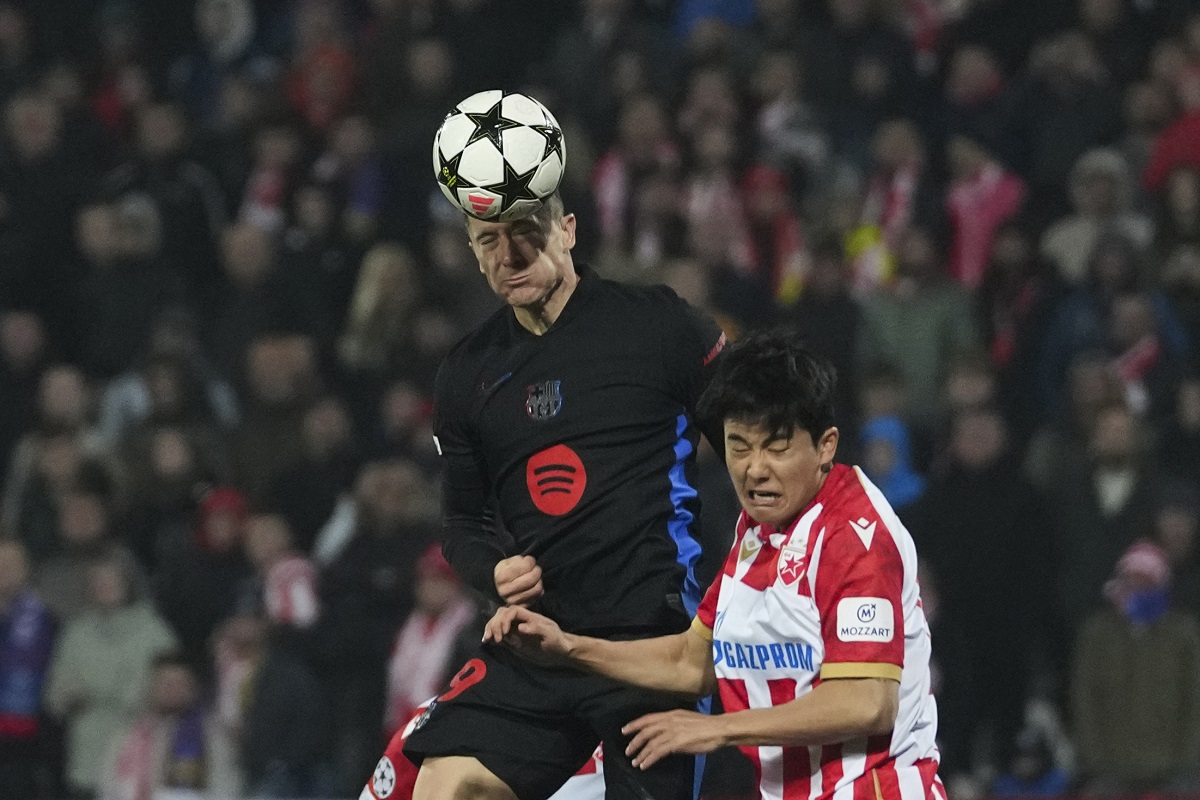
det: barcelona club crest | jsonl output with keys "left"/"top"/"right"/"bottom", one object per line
{"left": 526, "top": 380, "right": 563, "bottom": 420}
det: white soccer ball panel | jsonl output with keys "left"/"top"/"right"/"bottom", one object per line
{"left": 436, "top": 181, "right": 458, "bottom": 209}
{"left": 435, "top": 113, "right": 475, "bottom": 159}
{"left": 499, "top": 198, "right": 543, "bottom": 222}
{"left": 530, "top": 153, "right": 564, "bottom": 198}
{"left": 457, "top": 186, "right": 503, "bottom": 219}
{"left": 501, "top": 93, "right": 550, "bottom": 127}
{"left": 455, "top": 89, "right": 503, "bottom": 115}
{"left": 501, "top": 126, "right": 549, "bottom": 173}
{"left": 457, "top": 140, "right": 504, "bottom": 187}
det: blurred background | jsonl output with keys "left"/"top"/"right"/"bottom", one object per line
{"left": 0, "top": 0, "right": 1199, "bottom": 798}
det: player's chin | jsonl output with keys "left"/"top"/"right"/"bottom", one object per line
{"left": 506, "top": 285, "right": 550, "bottom": 308}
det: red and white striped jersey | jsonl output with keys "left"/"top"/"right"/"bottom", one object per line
{"left": 693, "top": 464, "right": 942, "bottom": 800}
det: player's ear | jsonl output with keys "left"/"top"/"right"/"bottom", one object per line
{"left": 560, "top": 213, "right": 577, "bottom": 252}
{"left": 818, "top": 427, "right": 838, "bottom": 472}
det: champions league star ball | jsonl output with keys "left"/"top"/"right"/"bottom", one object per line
{"left": 433, "top": 90, "right": 566, "bottom": 222}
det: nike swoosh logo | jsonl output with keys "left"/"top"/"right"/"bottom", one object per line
{"left": 480, "top": 371, "right": 513, "bottom": 394}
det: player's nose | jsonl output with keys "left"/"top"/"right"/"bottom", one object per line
{"left": 745, "top": 449, "right": 771, "bottom": 480}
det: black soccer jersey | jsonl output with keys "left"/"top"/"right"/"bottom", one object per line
{"left": 433, "top": 265, "right": 726, "bottom": 636}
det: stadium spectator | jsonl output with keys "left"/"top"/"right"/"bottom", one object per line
{"left": 119, "top": 424, "right": 226, "bottom": 574}
{"left": 990, "top": 726, "right": 1071, "bottom": 797}
{"left": 384, "top": 544, "right": 478, "bottom": 737}
{"left": 915, "top": 406, "right": 1055, "bottom": 781}
{"left": 270, "top": 396, "right": 359, "bottom": 552}
{"left": 1021, "top": 32, "right": 1121, "bottom": 224}
{"left": 1038, "top": 231, "right": 1189, "bottom": 417}
{"left": 97, "top": 307, "right": 240, "bottom": 450}
{"left": 101, "top": 102, "right": 227, "bottom": 302}
{"left": 238, "top": 120, "right": 304, "bottom": 234}
{"left": 336, "top": 242, "right": 424, "bottom": 381}
{"left": 860, "top": 119, "right": 944, "bottom": 259}
{"left": 169, "top": 0, "right": 264, "bottom": 129}
{"left": 1154, "top": 167, "right": 1200, "bottom": 264}
{"left": 1024, "top": 350, "right": 1125, "bottom": 493}
{"left": 230, "top": 611, "right": 335, "bottom": 799}
{"left": 944, "top": 134, "right": 1027, "bottom": 289}
{"left": 0, "top": 540, "right": 55, "bottom": 800}
{"left": 1120, "top": 79, "right": 1176, "bottom": 184}
{"left": 1161, "top": 244, "right": 1200, "bottom": 368}
{"left": 1153, "top": 480, "right": 1200, "bottom": 619}
{"left": 233, "top": 335, "right": 319, "bottom": 506}
{"left": 35, "top": 488, "right": 133, "bottom": 621}
{"left": 748, "top": 48, "right": 832, "bottom": 198}
{"left": 1143, "top": 63, "right": 1200, "bottom": 193}
{"left": 99, "top": 652, "right": 239, "bottom": 800}
{"left": 977, "top": 220, "right": 1065, "bottom": 435}
{"left": 0, "top": 88, "right": 89, "bottom": 314}
{"left": 859, "top": 224, "right": 979, "bottom": 425}
{"left": 312, "top": 458, "right": 438, "bottom": 792}
{"left": 2, "top": 364, "right": 104, "bottom": 543}
{"left": 1054, "top": 403, "right": 1162, "bottom": 634}
{"left": 279, "top": 179, "right": 364, "bottom": 337}
{"left": 859, "top": 414, "right": 925, "bottom": 515}
{"left": 1071, "top": 540, "right": 1200, "bottom": 793}
{"left": 0, "top": 309, "right": 48, "bottom": 487}
{"left": 154, "top": 485, "right": 253, "bottom": 676}
{"left": 1109, "top": 290, "right": 1186, "bottom": 420}
{"left": 786, "top": 236, "right": 862, "bottom": 421}
{"left": 44, "top": 552, "right": 176, "bottom": 799}
{"left": 243, "top": 513, "right": 319, "bottom": 632}
{"left": 1040, "top": 148, "right": 1153, "bottom": 286}
{"left": 1162, "top": 376, "right": 1200, "bottom": 481}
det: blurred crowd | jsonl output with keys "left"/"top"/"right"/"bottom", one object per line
{"left": 1, "top": 0, "right": 1200, "bottom": 798}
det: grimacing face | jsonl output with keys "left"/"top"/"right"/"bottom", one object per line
{"left": 725, "top": 419, "right": 839, "bottom": 529}
{"left": 466, "top": 212, "right": 576, "bottom": 309}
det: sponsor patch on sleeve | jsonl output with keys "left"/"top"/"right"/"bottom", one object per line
{"left": 836, "top": 597, "right": 894, "bottom": 642}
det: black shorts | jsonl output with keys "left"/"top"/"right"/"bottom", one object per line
{"left": 402, "top": 641, "right": 698, "bottom": 800}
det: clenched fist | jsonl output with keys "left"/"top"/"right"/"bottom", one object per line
{"left": 493, "top": 554, "right": 544, "bottom": 606}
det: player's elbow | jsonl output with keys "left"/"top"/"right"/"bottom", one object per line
{"left": 673, "top": 630, "right": 717, "bottom": 699}
{"left": 859, "top": 680, "right": 900, "bottom": 737}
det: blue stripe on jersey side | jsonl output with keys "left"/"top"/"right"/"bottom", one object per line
{"left": 668, "top": 413, "right": 703, "bottom": 616}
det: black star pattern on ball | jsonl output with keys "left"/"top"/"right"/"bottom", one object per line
{"left": 436, "top": 145, "right": 464, "bottom": 192}
{"left": 489, "top": 158, "right": 539, "bottom": 216}
{"left": 533, "top": 123, "right": 564, "bottom": 163}
{"left": 465, "top": 97, "right": 522, "bottom": 152}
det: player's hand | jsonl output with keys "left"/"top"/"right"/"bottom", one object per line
{"left": 622, "top": 710, "right": 728, "bottom": 770}
{"left": 493, "top": 555, "right": 544, "bottom": 606}
{"left": 483, "top": 605, "right": 572, "bottom": 661}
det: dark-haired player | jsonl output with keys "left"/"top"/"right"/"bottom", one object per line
{"left": 486, "top": 330, "right": 945, "bottom": 800}
{"left": 357, "top": 191, "right": 727, "bottom": 800}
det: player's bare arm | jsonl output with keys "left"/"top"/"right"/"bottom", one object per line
{"left": 485, "top": 606, "right": 716, "bottom": 697}
{"left": 492, "top": 555, "right": 544, "bottom": 606}
{"left": 624, "top": 676, "right": 900, "bottom": 770}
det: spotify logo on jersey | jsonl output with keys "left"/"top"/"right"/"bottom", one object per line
{"left": 526, "top": 444, "right": 587, "bottom": 516}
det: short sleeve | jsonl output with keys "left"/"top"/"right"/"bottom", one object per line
{"left": 813, "top": 521, "right": 905, "bottom": 682}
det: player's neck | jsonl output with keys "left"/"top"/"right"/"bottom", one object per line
{"left": 513, "top": 268, "right": 580, "bottom": 335}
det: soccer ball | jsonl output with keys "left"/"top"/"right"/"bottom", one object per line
{"left": 432, "top": 90, "right": 566, "bottom": 222}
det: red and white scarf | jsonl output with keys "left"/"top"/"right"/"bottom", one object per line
{"left": 385, "top": 598, "right": 477, "bottom": 733}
